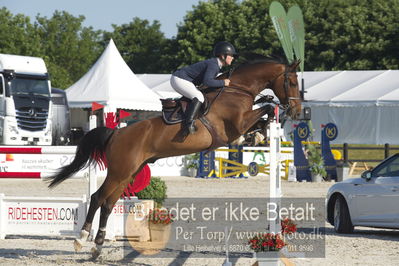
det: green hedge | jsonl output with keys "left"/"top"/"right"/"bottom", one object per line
{"left": 136, "top": 177, "right": 167, "bottom": 208}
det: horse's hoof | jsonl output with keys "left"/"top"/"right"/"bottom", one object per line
{"left": 74, "top": 229, "right": 90, "bottom": 252}
{"left": 254, "top": 132, "right": 265, "bottom": 146}
{"left": 91, "top": 245, "right": 102, "bottom": 260}
{"left": 74, "top": 238, "right": 84, "bottom": 252}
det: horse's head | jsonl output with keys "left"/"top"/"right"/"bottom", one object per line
{"left": 229, "top": 55, "right": 302, "bottom": 120}
{"left": 269, "top": 60, "right": 302, "bottom": 119}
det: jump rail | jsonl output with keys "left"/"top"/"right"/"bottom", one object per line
{"left": 0, "top": 146, "right": 76, "bottom": 154}
{"left": 0, "top": 146, "right": 78, "bottom": 179}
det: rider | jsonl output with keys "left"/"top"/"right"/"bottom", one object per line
{"left": 170, "top": 41, "right": 238, "bottom": 134}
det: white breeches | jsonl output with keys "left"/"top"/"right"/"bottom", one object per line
{"left": 170, "top": 75, "right": 205, "bottom": 103}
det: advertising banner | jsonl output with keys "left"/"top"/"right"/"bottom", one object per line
{"left": 0, "top": 194, "right": 86, "bottom": 238}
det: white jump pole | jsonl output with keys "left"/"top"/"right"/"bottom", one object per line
{"left": 0, "top": 145, "right": 97, "bottom": 196}
{"left": 88, "top": 115, "right": 99, "bottom": 239}
{"left": 269, "top": 121, "right": 282, "bottom": 234}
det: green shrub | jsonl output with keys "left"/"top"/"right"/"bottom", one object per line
{"left": 306, "top": 144, "right": 327, "bottom": 177}
{"left": 184, "top": 153, "right": 200, "bottom": 169}
{"left": 136, "top": 177, "right": 167, "bottom": 208}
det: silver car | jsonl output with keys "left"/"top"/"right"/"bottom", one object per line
{"left": 326, "top": 153, "right": 399, "bottom": 233}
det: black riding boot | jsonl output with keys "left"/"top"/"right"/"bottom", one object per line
{"left": 185, "top": 97, "right": 202, "bottom": 134}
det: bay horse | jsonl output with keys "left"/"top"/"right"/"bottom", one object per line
{"left": 47, "top": 55, "right": 301, "bottom": 257}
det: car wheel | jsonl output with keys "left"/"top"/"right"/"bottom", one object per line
{"left": 333, "top": 195, "right": 354, "bottom": 233}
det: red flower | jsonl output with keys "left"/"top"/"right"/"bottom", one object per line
{"left": 248, "top": 233, "right": 287, "bottom": 252}
{"left": 281, "top": 218, "right": 297, "bottom": 235}
{"left": 148, "top": 208, "right": 174, "bottom": 225}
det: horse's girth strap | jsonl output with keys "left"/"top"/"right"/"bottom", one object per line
{"left": 199, "top": 117, "right": 226, "bottom": 152}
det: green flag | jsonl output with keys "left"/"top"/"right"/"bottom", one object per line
{"left": 287, "top": 5, "right": 305, "bottom": 72}
{"left": 269, "top": 1, "right": 294, "bottom": 62}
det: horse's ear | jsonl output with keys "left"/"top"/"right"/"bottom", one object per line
{"left": 290, "top": 60, "right": 301, "bottom": 71}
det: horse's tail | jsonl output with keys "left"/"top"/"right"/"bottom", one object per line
{"left": 47, "top": 127, "right": 115, "bottom": 188}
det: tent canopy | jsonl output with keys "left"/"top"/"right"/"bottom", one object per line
{"left": 139, "top": 70, "right": 399, "bottom": 104}
{"left": 299, "top": 70, "right": 399, "bottom": 144}
{"left": 137, "top": 74, "right": 180, "bottom": 99}
{"left": 303, "top": 70, "right": 399, "bottom": 104}
{"left": 66, "top": 39, "right": 161, "bottom": 111}
{"left": 139, "top": 71, "right": 399, "bottom": 144}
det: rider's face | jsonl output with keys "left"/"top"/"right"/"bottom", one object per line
{"left": 225, "top": 54, "right": 234, "bottom": 66}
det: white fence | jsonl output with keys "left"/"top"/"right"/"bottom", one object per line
{"left": 0, "top": 194, "right": 87, "bottom": 239}
{"left": 0, "top": 146, "right": 151, "bottom": 240}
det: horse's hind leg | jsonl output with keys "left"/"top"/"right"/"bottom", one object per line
{"left": 74, "top": 188, "right": 107, "bottom": 251}
{"left": 90, "top": 163, "right": 146, "bottom": 258}
{"left": 91, "top": 182, "right": 128, "bottom": 259}
{"left": 74, "top": 170, "right": 127, "bottom": 252}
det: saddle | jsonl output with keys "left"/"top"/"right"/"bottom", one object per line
{"left": 161, "top": 97, "right": 210, "bottom": 125}
{"left": 161, "top": 96, "right": 225, "bottom": 151}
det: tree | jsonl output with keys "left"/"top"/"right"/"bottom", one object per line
{"left": 106, "top": 18, "right": 168, "bottom": 73}
{"left": 174, "top": 0, "right": 242, "bottom": 68}
{"left": 0, "top": 8, "right": 41, "bottom": 55}
{"left": 173, "top": 0, "right": 399, "bottom": 71}
{"left": 173, "top": 0, "right": 297, "bottom": 68}
{"left": 2, "top": 0, "right": 399, "bottom": 84}
{"left": 34, "top": 11, "right": 103, "bottom": 88}
{"left": 302, "top": 0, "right": 399, "bottom": 70}
{"left": 0, "top": 9, "right": 103, "bottom": 88}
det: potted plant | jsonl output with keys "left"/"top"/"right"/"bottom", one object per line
{"left": 281, "top": 218, "right": 297, "bottom": 235}
{"left": 147, "top": 208, "right": 174, "bottom": 242}
{"left": 306, "top": 144, "right": 327, "bottom": 182}
{"left": 248, "top": 219, "right": 297, "bottom": 266}
{"left": 184, "top": 153, "right": 199, "bottom": 177}
{"left": 136, "top": 177, "right": 167, "bottom": 208}
{"left": 248, "top": 233, "right": 286, "bottom": 266}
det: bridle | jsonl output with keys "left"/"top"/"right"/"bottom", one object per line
{"left": 266, "top": 65, "right": 300, "bottom": 111}
{"left": 213, "top": 63, "right": 300, "bottom": 112}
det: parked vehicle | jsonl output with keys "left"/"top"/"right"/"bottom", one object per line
{"left": 326, "top": 153, "right": 399, "bottom": 233}
{"left": 0, "top": 53, "right": 52, "bottom": 145}
{"left": 51, "top": 88, "right": 71, "bottom": 145}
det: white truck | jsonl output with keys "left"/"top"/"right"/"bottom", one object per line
{"left": 0, "top": 53, "right": 52, "bottom": 145}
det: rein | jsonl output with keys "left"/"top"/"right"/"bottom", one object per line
{"left": 210, "top": 61, "right": 300, "bottom": 111}
{"left": 225, "top": 85, "right": 256, "bottom": 98}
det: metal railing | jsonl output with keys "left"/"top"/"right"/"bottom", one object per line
{"left": 333, "top": 143, "right": 399, "bottom": 164}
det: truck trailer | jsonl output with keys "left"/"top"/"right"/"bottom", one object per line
{"left": 51, "top": 87, "right": 71, "bottom": 145}
{"left": 0, "top": 53, "right": 52, "bottom": 145}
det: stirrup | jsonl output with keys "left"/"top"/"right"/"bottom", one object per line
{"left": 188, "top": 120, "right": 197, "bottom": 134}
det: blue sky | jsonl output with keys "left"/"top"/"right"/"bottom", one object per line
{"left": 2, "top": 0, "right": 203, "bottom": 38}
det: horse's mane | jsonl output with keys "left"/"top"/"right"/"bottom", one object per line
{"left": 217, "top": 53, "right": 293, "bottom": 79}
{"left": 234, "top": 53, "right": 289, "bottom": 71}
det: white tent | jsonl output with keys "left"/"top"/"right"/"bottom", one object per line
{"left": 137, "top": 74, "right": 180, "bottom": 99}
{"left": 139, "top": 71, "right": 399, "bottom": 145}
{"left": 299, "top": 70, "right": 399, "bottom": 145}
{"left": 66, "top": 39, "right": 161, "bottom": 112}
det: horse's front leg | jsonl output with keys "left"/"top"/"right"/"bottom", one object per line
{"left": 239, "top": 104, "right": 275, "bottom": 134}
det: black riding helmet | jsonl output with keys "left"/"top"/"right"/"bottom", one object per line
{"left": 213, "top": 41, "right": 238, "bottom": 57}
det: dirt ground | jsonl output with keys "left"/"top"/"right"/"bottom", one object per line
{"left": 0, "top": 175, "right": 398, "bottom": 265}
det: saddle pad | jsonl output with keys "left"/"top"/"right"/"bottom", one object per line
{"left": 161, "top": 97, "right": 209, "bottom": 125}
{"left": 162, "top": 107, "right": 185, "bottom": 124}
